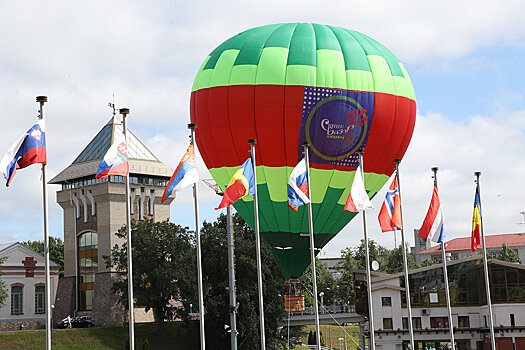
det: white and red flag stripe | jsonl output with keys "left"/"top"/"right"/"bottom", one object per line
{"left": 419, "top": 184, "right": 446, "bottom": 243}
{"left": 344, "top": 163, "right": 373, "bottom": 212}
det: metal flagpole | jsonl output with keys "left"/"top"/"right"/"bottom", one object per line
{"left": 248, "top": 139, "right": 266, "bottom": 349}
{"left": 475, "top": 172, "right": 496, "bottom": 350}
{"left": 121, "top": 108, "right": 135, "bottom": 350}
{"left": 394, "top": 159, "right": 415, "bottom": 350}
{"left": 226, "top": 205, "right": 238, "bottom": 350}
{"left": 432, "top": 167, "right": 455, "bottom": 350}
{"left": 303, "top": 142, "right": 321, "bottom": 350}
{"left": 189, "top": 124, "right": 206, "bottom": 350}
{"left": 37, "top": 96, "right": 52, "bottom": 350}
{"left": 358, "top": 150, "right": 375, "bottom": 350}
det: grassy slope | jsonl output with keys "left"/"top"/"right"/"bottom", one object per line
{"left": 0, "top": 322, "right": 199, "bottom": 350}
{"left": 300, "top": 324, "right": 368, "bottom": 350}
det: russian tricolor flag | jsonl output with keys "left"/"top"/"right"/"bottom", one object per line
{"left": 95, "top": 135, "right": 129, "bottom": 179}
{"left": 162, "top": 143, "right": 199, "bottom": 203}
{"left": 288, "top": 158, "right": 310, "bottom": 211}
{"left": 419, "top": 184, "right": 446, "bottom": 243}
{"left": 0, "top": 120, "right": 47, "bottom": 187}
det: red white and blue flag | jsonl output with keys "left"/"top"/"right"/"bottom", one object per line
{"left": 378, "top": 175, "right": 402, "bottom": 232}
{"left": 419, "top": 184, "right": 446, "bottom": 243}
{"left": 0, "top": 119, "right": 47, "bottom": 187}
{"left": 162, "top": 143, "right": 199, "bottom": 203}
{"left": 288, "top": 158, "right": 310, "bottom": 211}
{"left": 95, "top": 135, "right": 129, "bottom": 179}
{"left": 344, "top": 163, "right": 373, "bottom": 212}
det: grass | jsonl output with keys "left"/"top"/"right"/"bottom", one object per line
{"left": 0, "top": 322, "right": 199, "bottom": 350}
{"left": 298, "top": 324, "right": 368, "bottom": 350}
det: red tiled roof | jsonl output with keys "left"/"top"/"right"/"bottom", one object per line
{"left": 418, "top": 233, "right": 525, "bottom": 254}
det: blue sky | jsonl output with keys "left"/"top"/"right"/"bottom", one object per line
{"left": 0, "top": 1, "right": 524, "bottom": 259}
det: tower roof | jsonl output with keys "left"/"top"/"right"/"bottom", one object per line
{"left": 49, "top": 116, "right": 172, "bottom": 184}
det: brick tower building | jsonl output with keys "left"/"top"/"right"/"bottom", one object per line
{"left": 49, "top": 116, "right": 173, "bottom": 325}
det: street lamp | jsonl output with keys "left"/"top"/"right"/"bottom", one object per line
{"left": 319, "top": 292, "right": 324, "bottom": 314}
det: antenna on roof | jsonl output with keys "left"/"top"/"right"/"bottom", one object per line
{"left": 108, "top": 94, "right": 116, "bottom": 117}
{"left": 519, "top": 212, "right": 525, "bottom": 225}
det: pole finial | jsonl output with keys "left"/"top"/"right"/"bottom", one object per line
{"left": 119, "top": 108, "right": 130, "bottom": 115}
{"left": 431, "top": 167, "right": 439, "bottom": 173}
{"left": 36, "top": 96, "right": 47, "bottom": 103}
{"left": 188, "top": 123, "right": 197, "bottom": 130}
{"left": 302, "top": 141, "right": 310, "bottom": 147}
{"left": 474, "top": 171, "right": 481, "bottom": 177}
{"left": 248, "top": 139, "right": 257, "bottom": 145}
{"left": 357, "top": 148, "right": 365, "bottom": 155}
{"left": 394, "top": 159, "right": 401, "bottom": 165}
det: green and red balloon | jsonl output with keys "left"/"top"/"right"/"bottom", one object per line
{"left": 190, "top": 23, "right": 416, "bottom": 279}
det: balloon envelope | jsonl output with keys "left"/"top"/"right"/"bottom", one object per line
{"left": 190, "top": 23, "right": 416, "bottom": 279}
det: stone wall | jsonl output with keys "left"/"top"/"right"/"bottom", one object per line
{"left": 53, "top": 276, "right": 76, "bottom": 323}
{"left": 0, "top": 321, "right": 41, "bottom": 331}
{"left": 92, "top": 272, "right": 126, "bottom": 326}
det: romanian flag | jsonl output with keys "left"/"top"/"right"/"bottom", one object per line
{"left": 215, "top": 157, "right": 255, "bottom": 210}
{"left": 471, "top": 187, "right": 482, "bottom": 252}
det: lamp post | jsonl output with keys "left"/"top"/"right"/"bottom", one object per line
{"left": 319, "top": 292, "right": 324, "bottom": 314}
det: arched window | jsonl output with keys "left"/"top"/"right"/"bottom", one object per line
{"left": 78, "top": 231, "right": 98, "bottom": 311}
{"left": 11, "top": 285, "right": 23, "bottom": 315}
{"left": 35, "top": 285, "right": 45, "bottom": 314}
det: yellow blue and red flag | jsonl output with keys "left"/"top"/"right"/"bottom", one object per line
{"left": 215, "top": 157, "right": 255, "bottom": 210}
{"left": 471, "top": 187, "right": 482, "bottom": 252}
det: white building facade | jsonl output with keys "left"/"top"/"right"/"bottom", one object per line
{"left": 0, "top": 243, "right": 59, "bottom": 331}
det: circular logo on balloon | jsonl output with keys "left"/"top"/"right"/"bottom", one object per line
{"left": 305, "top": 95, "right": 370, "bottom": 162}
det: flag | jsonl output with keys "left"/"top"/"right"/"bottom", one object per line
{"left": 344, "top": 164, "right": 373, "bottom": 212}
{"left": 215, "top": 157, "right": 255, "bottom": 210}
{"left": 162, "top": 143, "right": 199, "bottom": 203}
{"left": 95, "top": 134, "right": 129, "bottom": 179}
{"left": 288, "top": 158, "right": 310, "bottom": 211}
{"left": 378, "top": 175, "right": 402, "bottom": 232}
{"left": 471, "top": 187, "right": 482, "bottom": 252}
{"left": 419, "top": 184, "right": 446, "bottom": 243}
{"left": 0, "top": 119, "right": 47, "bottom": 187}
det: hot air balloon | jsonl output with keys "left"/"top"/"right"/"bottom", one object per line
{"left": 190, "top": 23, "right": 416, "bottom": 281}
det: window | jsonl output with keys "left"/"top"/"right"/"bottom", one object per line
{"left": 403, "top": 317, "right": 422, "bottom": 330}
{"left": 511, "top": 314, "right": 515, "bottom": 327}
{"left": 11, "top": 286, "right": 23, "bottom": 314}
{"left": 458, "top": 316, "right": 470, "bottom": 328}
{"left": 35, "top": 285, "right": 45, "bottom": 314}
{"left": 78, "top": 231, "right": 98, "bottom": 311}
{"left": 430, "top": 317, "right": 449, "bottom": 329}
{"left": 382, "top": 297, "right": 392, "bottom": 307}
{"left": 383, "top": 318, "right": 393, "bottom": 330}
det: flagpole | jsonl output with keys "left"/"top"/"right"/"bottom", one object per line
{"left": 248, "top": 139, "right": 266, "bottom": 350}
{"left": 394, "top": 159, "right": 415, "bottom": 350}
{"left": 358, "top": 150, "right": 375, "bottom": 350}
{"left": 475, "top": 172, "right": 496, "bottom": 350}
{"left": 37, "top": 96, "right": 52, "bottom": 350}
{"left": 226, "top": 205, "right": 238, "bottom": 350}
{"left": 303, "top": 142, "right": 321, "bottom": 350}
{"left": 121, "top": 108, "right": 135, "bottom": 350}
{"left": 189, "top": 123, "right": 206, "bottom": 350}
{"left": 432, "top": 167, "right": 455, "bottom": 350}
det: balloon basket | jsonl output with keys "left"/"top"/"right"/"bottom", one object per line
{"left": 284, "top": 278, "right": 305, "bottom": 312}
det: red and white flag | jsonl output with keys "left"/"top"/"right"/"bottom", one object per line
{"left": 419, "top": 184, "right": 446, "bottom": 243}
{"left": 344, "top": 164, "right": 373, "bottom": 212}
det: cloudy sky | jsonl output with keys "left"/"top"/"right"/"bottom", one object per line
{"left": 0, "top": 1, "right": 524, "bottom": 258}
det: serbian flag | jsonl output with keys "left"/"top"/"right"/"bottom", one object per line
{"left": 344, "top": 164, "right": 373, "bottom": 212}
{"left": 378, "top": 175, "right": 402, "bottom": 232}
{"left": 215, "top": 157, "right": 255, "bottom": 210}
{"left": 419, "top": 184, "right": 446, "bottom": 243}
{"left": 0, "top": 119, "right": 47, "bottom": 187}
{"left": 471, "top": 187, "right": 482, "bottom": 252}
{"left": 288, "top": 158, "right": 310, "bottom": 211}
{"left": 162, "top": 143, "right": 199, "bottom": 203}
{"left": 95, "top": 135, "right": 129, "bottom": 179}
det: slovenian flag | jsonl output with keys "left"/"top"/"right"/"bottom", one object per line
{"left": 215, "top": 157, "right": 255, "bottom": 210}
{"left": 162, "top": 143, "right": 199, "bottom": 203}
{"left": 95, "top": 134, "right": 129, "bottom": 179}
{"left": 344, "top": 163, "right": 373, "bottom": 212}
{"left": 378, "top": 175, "right": 402, "bottom": 232}
{"left": 419, "top": 184, "right": 446, "bottom": 243}
{"left": 0, "top": 119, "right": 47, "bottom": 187}
{"left": 288, "top": 158, "right": 310, "bottom": 211}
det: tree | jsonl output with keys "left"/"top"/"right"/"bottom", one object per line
{"left": 496, "top": 243, "right": 522, "bottom": 263}
{"left": 105, "top": 219, "right": 196, "bottom": 333}
{"left": 198, "top": 213, "right": 289, "bottom": 349}
{"left": 23, "top": 236, "right": 64, "bottom": 276}
{"left": 0, "top": 257, "right": 7, "bottom": 308}
{"left": 382, "top": 244, "right": 418, "bottom": 274}
{"left": 300, "top": 259, "right": 338, "bottom": 307}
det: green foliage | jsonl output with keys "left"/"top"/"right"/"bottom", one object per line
{"left": 0, "top": 257, "right": 7, "bottom": 308}
{"left": 320, "top": 332, "right": 326, "bottom": 346}
{"left": 496, "top": 243, "right": 522, "bottom": 263}
{"left": 198, "top": 213, "right": 289, "bottom": 350}
{"left": 105, "top": 219, "right": 196, "bottom": 333}
{"left": 382, "top": 244, "right": 418, "bottom": 274}
{"left": 300, "top": 259, "right": 341, "bottom": 307}
{"left": 420, "top": 259, "right": 434, "bottom": 267}
{"left": 307, "top": 330, "right": 313, "bottom": 345}
{"left": 23, "top": 236, "right": 64, "bottom": 276}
